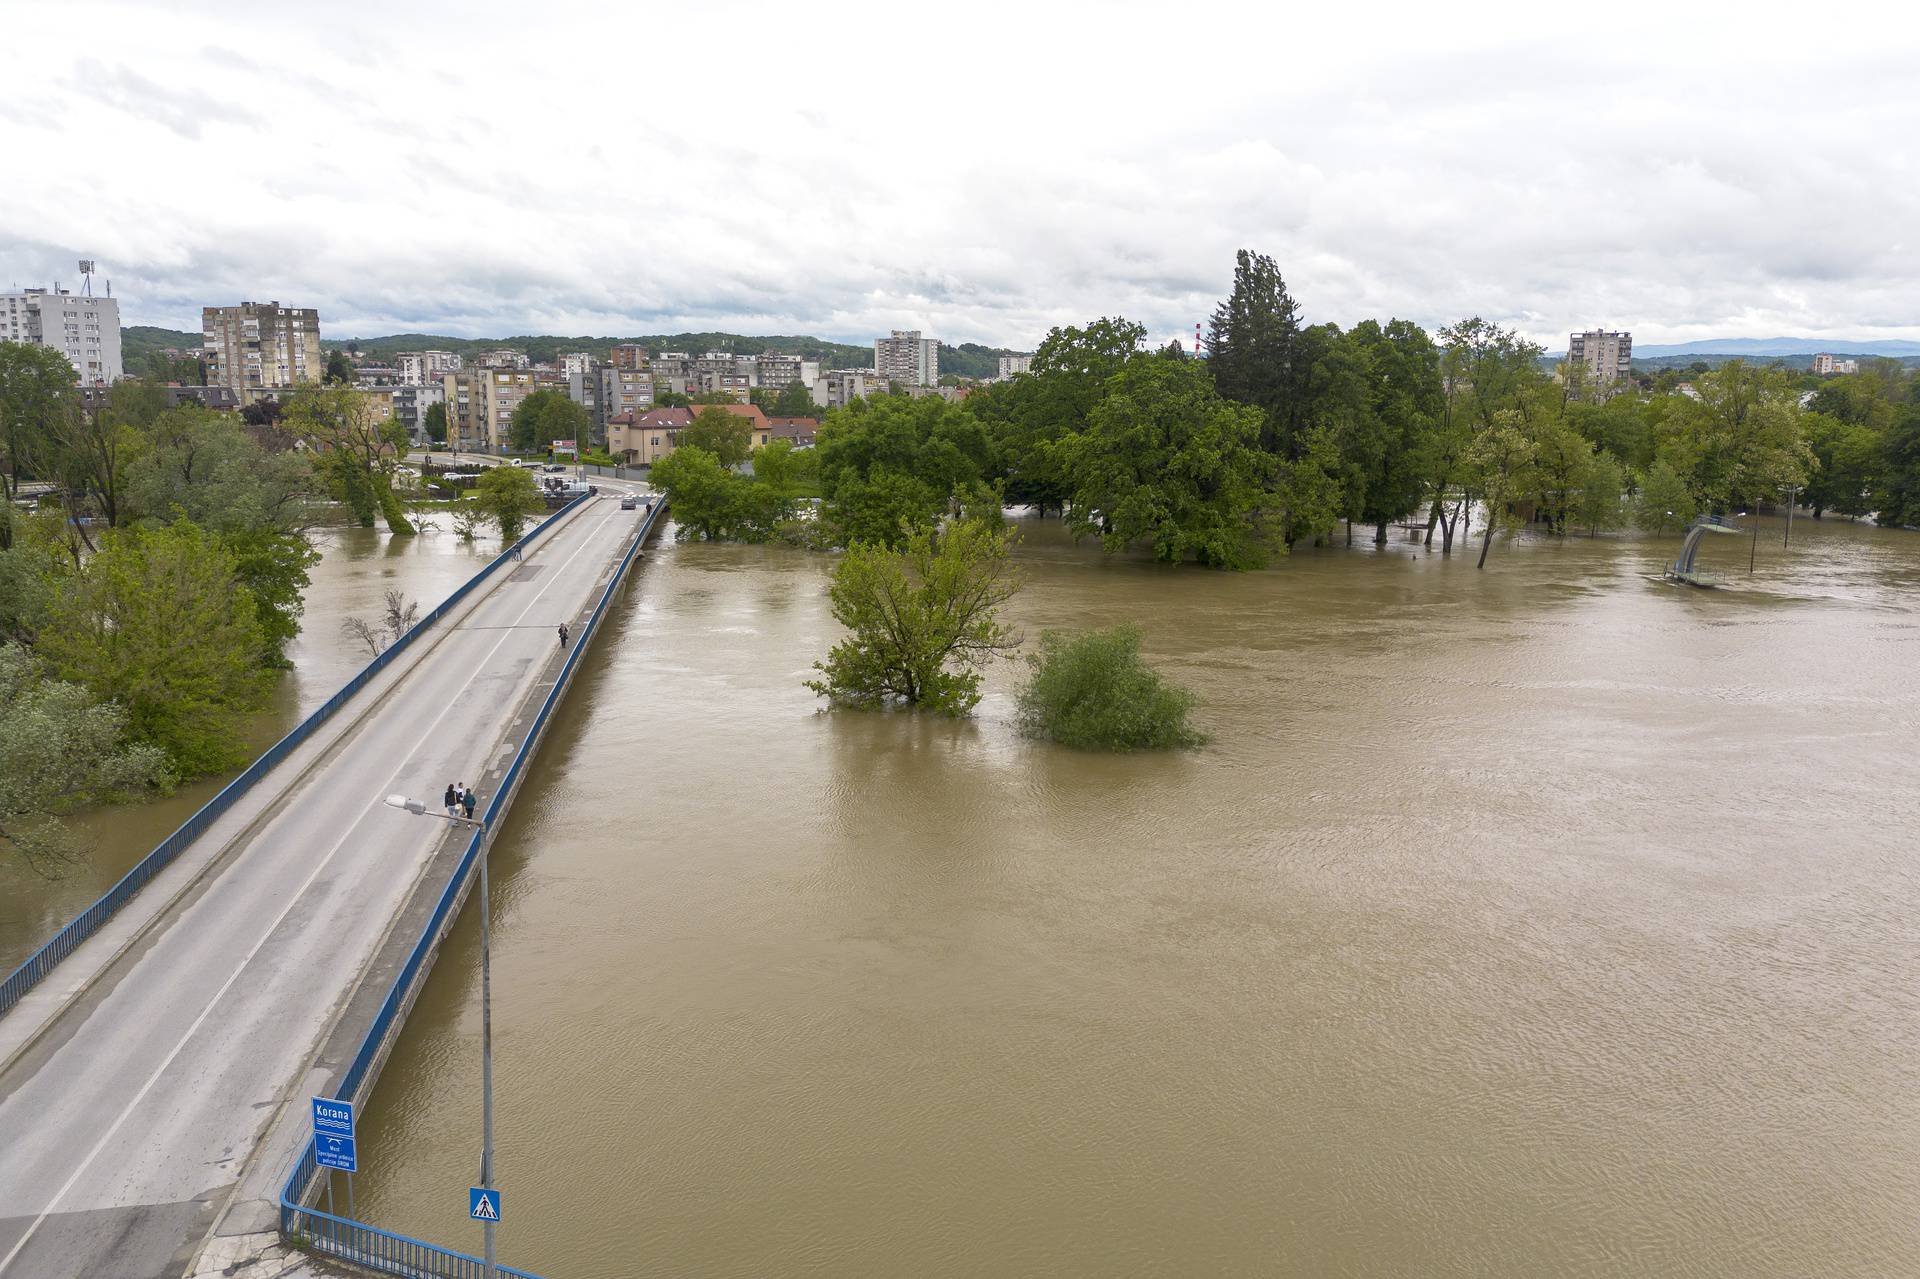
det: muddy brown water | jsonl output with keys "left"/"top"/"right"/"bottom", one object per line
{"left": 318, "top": 513, "right": 1920, "bottom": 1278}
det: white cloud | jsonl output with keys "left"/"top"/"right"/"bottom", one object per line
{"left": 2, "top": 0, "right": 1915, "bottom": 351}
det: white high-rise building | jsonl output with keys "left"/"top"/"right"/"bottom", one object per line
{"left": 1567, "top": 329, "right": 1632, "bottom": 389}
{"left": 997, "top": 354, "right": 1033, "bottom": 380}
{"left": 2, "top": 285, "right": 122, "bottom": 385}
{"left": 875, "top": 330, "right": 938, "bottom": 387}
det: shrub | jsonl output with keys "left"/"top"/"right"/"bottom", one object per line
{"left": 1016, "top": 625, "right": 1204, "bottom": 751}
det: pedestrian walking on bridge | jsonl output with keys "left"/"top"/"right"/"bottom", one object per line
{"left": 444, "top": 782, "right": 459, "bottom": 819}
{"left": 558, "top": 622, "right": 570, "bottom": 648}
{"left": 462, "top": 786, "right": 476, "bottom": 822}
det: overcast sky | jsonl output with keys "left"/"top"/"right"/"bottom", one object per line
{"left": 3, "top": 0, "right": 1915, "bottom": 351}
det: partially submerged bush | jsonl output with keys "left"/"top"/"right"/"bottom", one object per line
{"left": 1016, "top": 625, "right": 1204, "bottom": 751}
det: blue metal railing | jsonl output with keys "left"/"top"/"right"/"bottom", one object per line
{"left": 0, "top": 497, "right": 591, "bottom": 1022}
{"left": 279, "top": 496, "right": 668, "bottom": 1278}
{"left": 283, "top": 1203, "right": 543, "bottom": 1279}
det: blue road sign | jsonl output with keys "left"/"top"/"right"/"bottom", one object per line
{"left": 469, "top": 1187, "right": 502, "bottom": 1222}
{"left": 311, "top": 1097, "right": 355, "bottom": 1140}
{"left": 316, "top": 1133, "right": 358, "bottom": 1173}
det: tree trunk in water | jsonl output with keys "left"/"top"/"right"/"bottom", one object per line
{"left": 1477, "top": 517, "right": 1495, "bottom": 569}
{"left": 1344, "top": 518, "right": 1352, "bottom": 547}
{"left": 1375, "top": 520, "right": 1388, "bottom": 545}
{"left": 1423, "top": 497, "right": 1442, "bottom": 547}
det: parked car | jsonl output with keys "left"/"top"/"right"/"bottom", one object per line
{"left": 544, "top": 464, "right": 566, "bottom": 473}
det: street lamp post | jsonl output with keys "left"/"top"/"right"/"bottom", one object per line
{"left": 384, "top": 795, "right": 496, "bottom": 1279}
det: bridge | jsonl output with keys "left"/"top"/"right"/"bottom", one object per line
{"left": 0, "top": 470, "right": 661, "bottom": 1278}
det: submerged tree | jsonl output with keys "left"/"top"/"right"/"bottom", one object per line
{"left": 1016, "top": 625, "right": 1204, "bottom": 751}
{"left": 807, "top": 519, "right": 1020, "bottom": 715}
{"left": 0, "top": 643, "right": 173, "bottom": 875}
{"left": 36, "top": 521, "right": 273, "bottom": 775}
{"left": 474, "top": 465, "right": 548, "bottom": 543}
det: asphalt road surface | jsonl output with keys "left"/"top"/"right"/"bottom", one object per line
{"left": 0, "top": 495, "right": 643, "bottom": 1279}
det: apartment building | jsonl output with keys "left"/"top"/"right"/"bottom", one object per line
{"left": 442, "top": 367, "right": 561, "bottom": 452}
{"left": 649, "top": 352, "right": 693, "bottom": 381}
{"left": 997, "top": 354, "right": 1033, "bottom": 380}
{"left": 2, "top": 285, "right": 122, "bottom": 384}
{"left": 875, "top": 330, "right": 937, "bottom": 387}
{"left": 1812, "top": 353, "right": 1859, "bottom": 376}
{"left": 396, "top": 350, "right": 461, "bottom": 385}
{"left": 476, "top": 349, "right": 531, "bottom": 369}
{"left": 812, "top": 368, "right": 880, "bottom": 410}
{"left": 203, "top": 302, "right": 322, "bottom": 393}
{"left": 386, "top": 383, "right": 446, "bottom": 442}
{"left": 598, "top": 365, "right": 653, "bottom": 425}
{"left": 1566, "top": 329, "right": 1632, "bottom": 390}
{"left": 755, "top": 352, "right": 819, "bottom": 390}
{"left": 610, "top": 343, "right": 648, "bottom": 371}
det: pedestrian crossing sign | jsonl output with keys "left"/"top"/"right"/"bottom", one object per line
{"left": 470, "top": 1187, "right": 501, "bottom": 1221}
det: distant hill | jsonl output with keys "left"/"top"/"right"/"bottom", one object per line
{"left": 122, "top": 325, "right": 201, "bottom": 363}
{"left": 1630, "top": 337, "right": 1920, "bottom": 358}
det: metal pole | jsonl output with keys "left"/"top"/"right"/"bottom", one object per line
{"left": 1784, "top": 486, "right": 1797, "bottom": 546}
{"left": 480, "top": 824, "right": 496, "bottom": 1279}
{"left": 347, "top": 1173, "right": 354, "bottom": 1222}
{"left": 1749, "top": 512, "right": 1758, "bottom": 573}
{"left": 326, "top": 1173, "right": 334, "bottom": 1218}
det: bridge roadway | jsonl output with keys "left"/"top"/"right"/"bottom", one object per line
{"left": 0, "top": 484, "right": 651, "bottom": 1279}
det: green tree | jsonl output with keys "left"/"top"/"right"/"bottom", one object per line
{"left": 37, "top": 521, "right": 272, "bottom": 774}
{"left": 324, "top": 350, "right": 355, "bottom": 385}
{"left": 473, "top": 464, "right": 548, "bottom": 542}
{"left": 1577, "top": 450, "right": 1626, "bottom": 537}
{"left": 824, "top": 468, "right": 941, "bottom": 547}
{"left": 1635, "top": 457, "right": 1696, "bottom": 535}
{"left": 1653, "top": 361, "right": 1813, "bottom": 511}
{"left": 0, "top": 342, "right": 78, "bottom": 549}
{"left": 0, "top": 643, "right": 173, "bottom": 874}
{"left": 969, "top": 317, "right": 1145, "bottom": 516}
{"left": 1873, "top": 403, "right": 1920, "bottom": 528}
{"left": 806, "top": 519, "right": 1020, "bottom": 715}
{"left": 679, "top": 407, "right": 753, "bottom": 469}
{"left": 1061, "top": 353, "right": 1277, "bottom": 568}
{"left": 1343, "top": 319, "right": 1444, "bottom": 543}
{"left": 1465, "top": 415, "right": 1537, "bottom": 569}
{"left": 1016, "top": 625, "right": 1204, "bottom": 751}
{"left": 422, "top": 401, "right": 448, "bottom": 444}
{"left": 751, "top": 438, "right": 802, "bottom": 494}
{"left": 816, "top": 395, "right": 996, "bottom": 546}
{"left": 771, "top": 380, "right": 817, "bottom": 418}
{"left": 123, "top": 404, "right": 325, "bottom": 665}
{"left": 1801, "top": 411, "right": 1879, "bottom": 519}
{"left": 508, "top": 388, "right": 590, "bottom": 454}
{"left": 1205, "top": 249, "right": 1303, "bottom": 451}
{"left": 284, "top": 386, "right": 416, "bottom": 534}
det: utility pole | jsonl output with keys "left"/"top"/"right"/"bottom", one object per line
{"left": 479, "top": 817, "right": 496, "bottom": 1279}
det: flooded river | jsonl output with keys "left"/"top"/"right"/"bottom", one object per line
{"left": 335, "top": 513, "right": 1920, "bottom": 1277}
{"left": 0, "top": 525, "right": 504, "bottom": 971}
